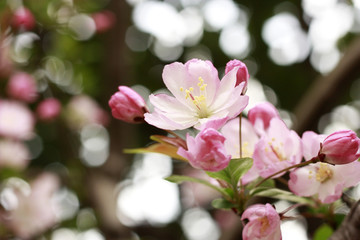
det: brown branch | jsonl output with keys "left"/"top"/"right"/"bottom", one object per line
{"left": 329, "top": 198, "right": 360, "bottom": 240}
{"left": 293, "top": 37, "right": 360, "bottom": 133}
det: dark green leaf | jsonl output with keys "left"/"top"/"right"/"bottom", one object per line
{"left": 250, "top": 188, "right": 312, "bottom": 204}
{"left": 206, "top": 158, "right": 253, "bottom": 186}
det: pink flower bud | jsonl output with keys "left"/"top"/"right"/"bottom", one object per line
{"left": 248, "top": 102, "right": 281, "bottom": 132}
{"left": 109, "top": 86, "right": 148, "bottom": 123}
{"left": 241, "top": 203, "right": 282, "bottom": 240}
{"left": 177, "top": 128, "right": 231, "bottom": 172}
{"left": 320, "top": 130, "right": 360, "bottom": 165}
{"left": 225, "top": 59, "right": 249, "bottom": 92}
{"left": 7, "top": 72, "right": 38, "bottom": 103}
{"left": 92, "top": 10, "right": 116, "bottom": 33}
{"left": 12, "top": 7, "right": 36, "bottom": 31}
{"left": 36, "top": 98, "right": 62, "bottom": 122}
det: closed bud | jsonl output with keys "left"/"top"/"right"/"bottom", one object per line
{"left": 320, "top": 130, "right": 360, "bottom": 164}
{"left": 225, "top": 59, "right": 249, "bottom": 93}
{"left": 177, "top": 128, "right": 231, "bottom": 172}
{"left": 36, "top": 98, "right": 61, "bottom": 122}
{"left": 12, "top": 7, "right": 36, "bottom": 31}
{"left": 109, "top": 86, "right": 148, "bottom": 123}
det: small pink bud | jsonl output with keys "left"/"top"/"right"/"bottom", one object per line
{"left": 241, "top": 204, "right": 282, "bottom": 240}
{"left": 12, "top": 7, "right": 36, "bottom": 31}
{"left": 92, "top": 10, "right": 116, "bottom": 33}
{"left": 320, "top": 130, "right": 360, "bottom": 165}
{"left": 109, "top": 86, "right": 148, "bottom": 123}
{"left": 7, "top": 72, "right": 38, "bottom": 103}
{"left": 177, "top": 128, "right": 231, "bottom": 172}
{"left": 225, "top": 59, "right": 249, "bottom": 93}
{"left": 248, "top": 102, "right": 280, "bottom": 130}
{"left": 36, "top": 98, "right": 62, "bottom": 122}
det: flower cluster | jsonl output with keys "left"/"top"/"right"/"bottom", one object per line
{"left": 109, "top": 58, "right": 360, "bottom": 240}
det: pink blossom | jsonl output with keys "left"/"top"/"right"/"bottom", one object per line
{"left": 225, "top": 59, "right": 249, "bottom": 92}
{"left": 65, "top": 95, "right": 109, "bottom": 129}
{"left": 92, "top": 10, "right": 116, "bottom": 33}
{"left": 12, "top": 7, "right": 36, "bottom": 31}
{"left": 241, "top": 203, "right": 282, "bottom": 240}
{"left": 0, "top": 173, "right": 60, "bottom": 238}
{"left": 0, "top": 140, "right": 30, "bottom": 170}
{"left": 7, "top": 72, "right": 38, "bottom": 103}
{"left": 36, "top": 98, "right": 61, "bottom": 122}
{"left": 253, "top": 118, "right": 302, "bottom": 178}
{"left": 301, "top": 131, "right": 326, "bottom": 161}
{"left": 109, "top": 86, "right": 148, "bottom": 123}
{"left": 221, "top": 117, "right": 260, "bottom": 184}
{"left": 177, "top": 128, "right": 231, "bottom": 172}
{"left": 289, "top": 161, "right": 360, "bottom": 203}
{"left": 0, "top": 100, "right": 34, "bottom": 139}
{"left": 248, "top": 102, "right": 281, "bottom": 134}
{"left": 144, "top": 59, "right": 249, "bottom": 130}
{"left": 319, "top": 130, "right": 360, "bottom": 164}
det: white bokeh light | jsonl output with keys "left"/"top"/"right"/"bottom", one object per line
{"left": 262, "top": 12, "right": 310, "bottom": 65}
{"left": 219, "top": 23, "right": 251, "bottom": 59}
{"left": 68, "top": 14, "right": 96, "bottom": 41}
{"left": 181, "top": 208, "right": 220, "bottom": 240}
{"left": 202, "top": 0, "right": 240, "bottom": 31}
{"left": 116, "top": 154, "right": 180, "bottom": 226}
{"left": 133, "top": 1, "right": 187, "bottom": 47}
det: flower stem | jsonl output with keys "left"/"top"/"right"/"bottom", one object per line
{"left": 255, "top": 156, "right": 319, "bottom": 187}
{"left": 239, "top": 113, "right": 243, "bottom": 158}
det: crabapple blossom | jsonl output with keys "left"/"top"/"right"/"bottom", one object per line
{"left": 221, "top": 117, "right": 260, "bottom": 184}
{"left": 0, "top": 100, "right": 34, "bottom": 139}
{"left": 7, "top": 72, "right": 38, "bottom": 103}
{"left": 144, "top": 59, "right": 249, "bottom": 130}
{"left": 12, "top": 7, "right": 36, "bottom": 31}
{"left": 36, "top": 98, "right": 62, "bottom": 122}
{"left": 225, "top": 59, "right": 249, "bottom": 92}
{"left": 301, "top": 131, "right": 326, "bottom": 161}
{"left": 109, "top": 86, "right": 148, "bottom": 123}
{"left": 248, "top": 102, "right": 281, "bottom": 134}
{"left": 319, "top": 130, "right": 360, "bottom": 165}
{"left": 288, "top": 161, "right": 360, "bottom": 203}
{"left": 241, "top": 203, "right": 282, "bottom": 240}
{"left": 0, "top": 140, "right": 30, "bottom": 170}
{"left": 177, "top": 128, "right": 231, "bottom": 172}
{"left": 253, "top": 118, "right": 302, "bottom": 178}
{"left": 0, "top": 173, "right": 60, "bottom": 238}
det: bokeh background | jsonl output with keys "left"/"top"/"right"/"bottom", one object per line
{"left": 1, "top": 0, "right": 360, "bottom": 239}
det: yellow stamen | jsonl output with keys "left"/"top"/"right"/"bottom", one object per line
{"left": 316, "top": 163, "right": 333, "bottom": 183}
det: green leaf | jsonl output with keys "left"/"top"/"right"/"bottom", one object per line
{"left": 206, "top": 158, "right": 253, "bottom": 186}
{"left": 211, "top": 198, "right": 236, "bottom": 209}
{"left": 165, "top": 175, "right": 229, "bottom": 197}
{"left": 250, "top": 188, "right": 312, "bottom": 204}
{"left": 313, "top": 224, "right": 333, "bottom": 240}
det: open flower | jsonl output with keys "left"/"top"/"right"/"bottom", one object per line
{"left": 253, "top": 118, "right": 302, "bottom": 178}
{"left": 241, "top": 203, "right": 282, "bottom": 240}
{"left": 177, "top": 128, "right": 231, "bottom": 172}
{"left": 144, "top": 59, "right": 249, "bottom": 130}
{"left": 289, "top": 161, "right": 360, "bottom": 203}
